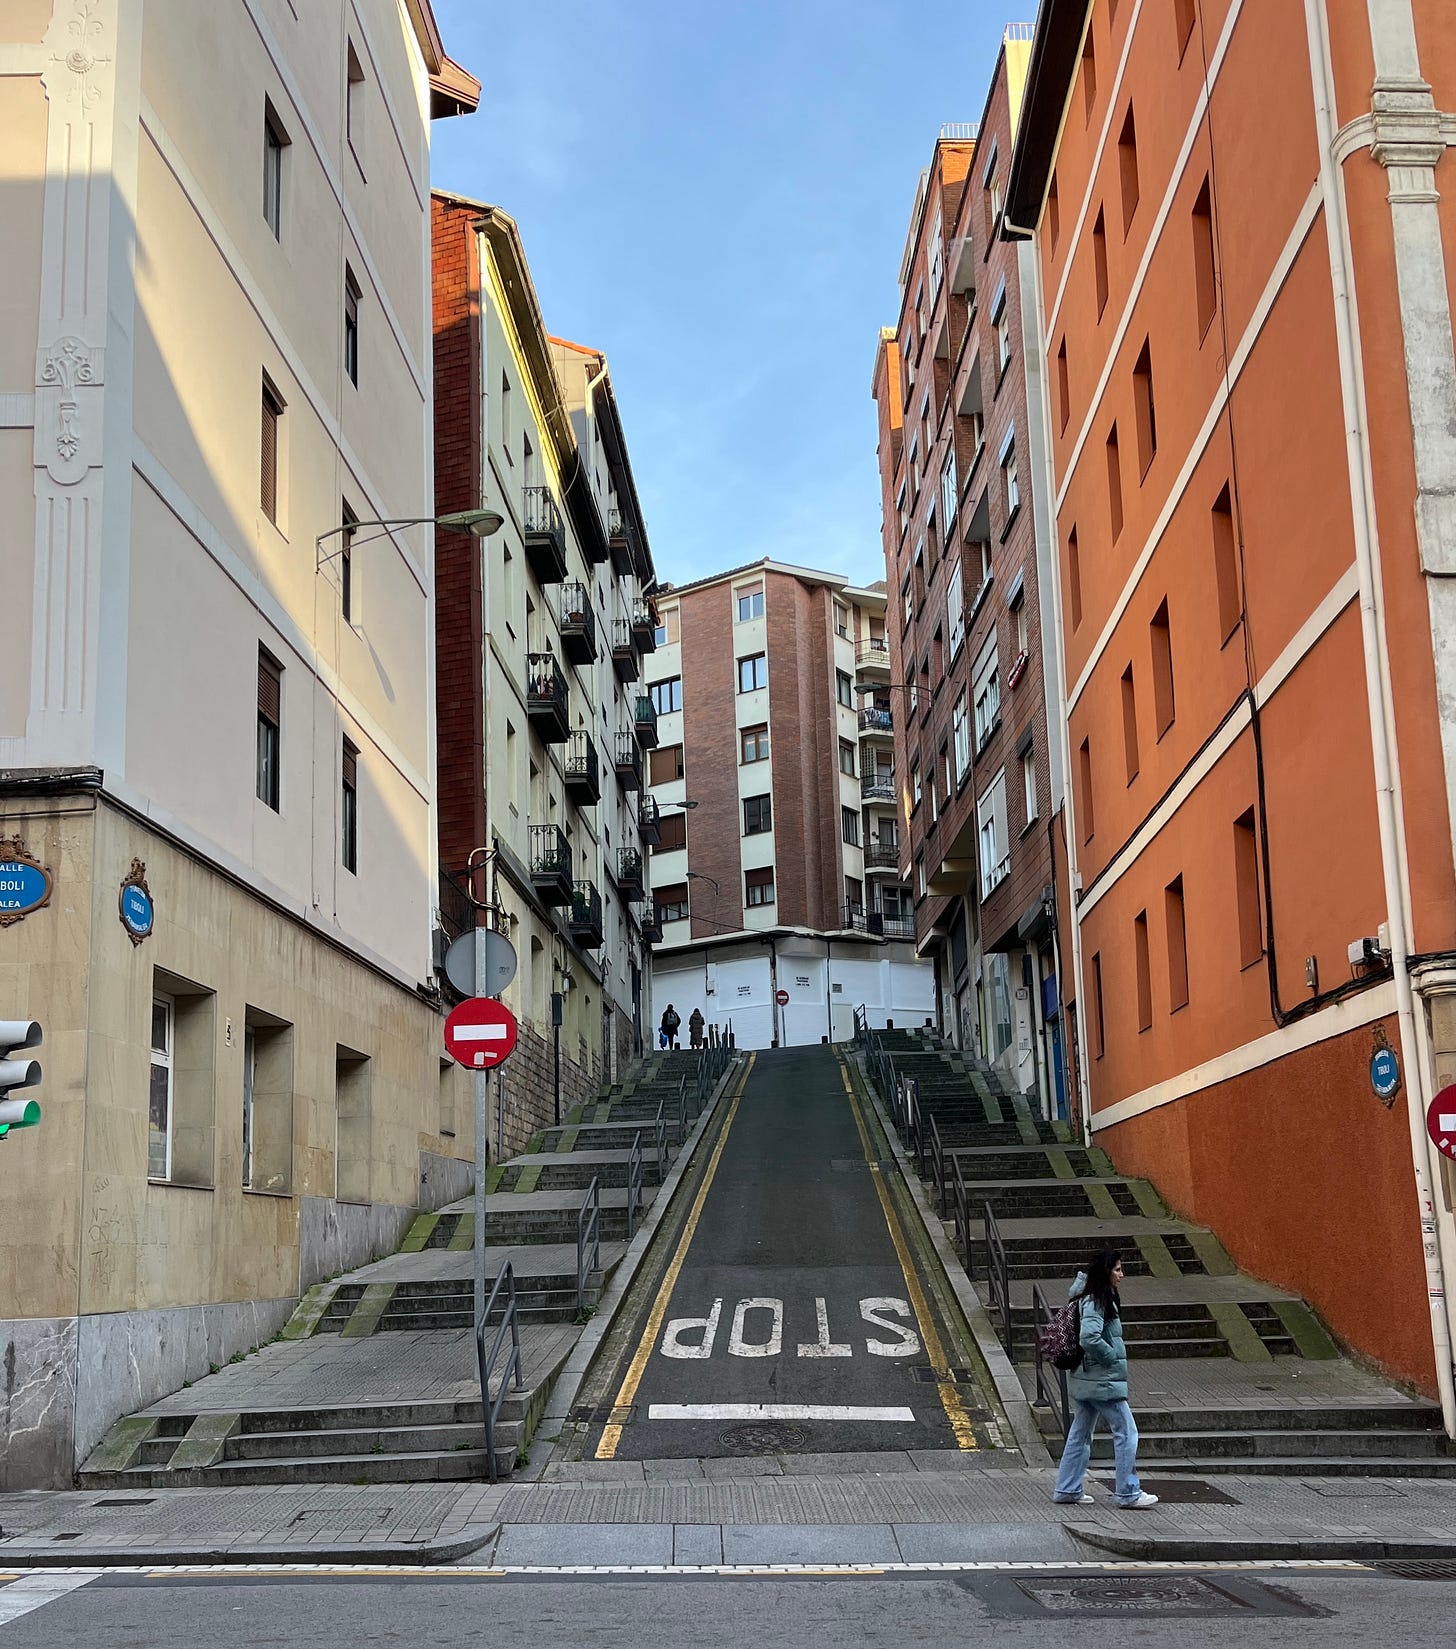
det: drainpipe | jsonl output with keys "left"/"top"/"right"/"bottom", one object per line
{"left": 1304, "top": 0, "right": 1456, "bottom": 1433}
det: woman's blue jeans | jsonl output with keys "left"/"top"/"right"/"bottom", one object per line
{"left": 1053, "top": 1399, "right": 1143, "bottom": 1505}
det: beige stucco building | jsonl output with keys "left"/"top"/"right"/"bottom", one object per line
{"left": 0, "top": 0, "right": 478, "bottom": 1486}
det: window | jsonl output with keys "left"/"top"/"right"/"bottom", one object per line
{"left": 736, "top": 584, "right": 765, "bottom": 622}
{"left": 745, "top": 867, "right": 775, "bottom": 907}
{"left": 842, "top": 806, "right": 860, "bottom": 846}
{"left": 343, "top": 265, "right": 361, "bottom": 386}
{"left": 1067, "top": 525, "right": 1082, "bottom": 630}
{"left": 339, "top": 500, "right": 357, "bottom": 622}
{"left": 743, "top": 794, "right": 773, "bottom": 835}
{"left": 994, "top": 287, "right": 1012, "bottom": 374}
{"left": 839, "top": 738, "right": 856, "bottom": 777}
{"left": 1192, "top": 174, "right": 1217, "bottom": 339}
{"left": 1090, "top": 952, "right": 1105, "bottom": 1058}
{"left": 953, "top": 691, "right": 970, "bottom": 782}
{"left": 1121, "top": 664, "right": 1139, "bottom": 783}
{"left": 1106, "top": 422, "right": 1123, "bottom": 540}
{"left": 1118, "top": 106, "right": 1139, "bottom": 234}
{"left": 1093, "top": 207, "right": 1108, "bottom": 318}
{"left": 983, "top": 148, "right": 1001, "bottom": 235}
{"left": 1175, "top": 0, "right": 1197, "bottom": 61}
{"left": 740, "top": 723, "right": 770, "bottom": 763}
{"left": 657, "top": 882, "right": 689, "bottom": 923}
{"left": 341, "top": 737, "right": 358, "bottom": 873}
{"left": 263, "top": 102, "right": 288, "bottom": 238}
{"left": 1003, "top": 445, "right": 1020, "bottom": 519}
{"left": 1234, "top": 808, "right": 1262, "bottom": 967}
{"left": 973, "top": 637, "right": 1000, "bottom": 750}
{"left": 974, "top": 535, "right": 993, "bottom": 588}
{"left": 940, "top": 451, "right": 957, "bottom": 525}
{"left": 501, "top": 371, "right": 511, "bottom": 454}
{"left": 257, "top": 647, "right": 282, "bottom": 809}
{"left": 1151, "top": 598, "right": 1175, "bottom": 736}
{"left": 648, "top": 744, "right": 684, "bottom": 785}
{"left": 928, "top": 207, "right": 944, "bottom": 298}
{"left": 654, "top": 607, "right": 680, "bottom": 646}
{"left": 1134, "top": 910, "right": 1152, "bottom": 1030}
{"left": 834, "top": 600, "right": 850, "bottom": 639}
{"left": 1166, "top": 875, "right": 1189, "bottom": 1011}
{"left": 976, "top": 770, "right": 1009, "bottom": 898}
{"left": 260, "top": 375, "right": 284, "bottom": 523}
{"left": 903, "top": 577, "right": 914, "bottom": 629}
{"left": 845, "top": 875, "right": 863, "bottom": 914}
{"left": 242, "top": 1009, "right": 294, "bottom": 1194}
{"left": 1048, "top": 171, "right": 1060, "bottom": 253}
{"left": 1212, "top": 482, "right": 1241, "bottom": 641}
{"left": 947, "top": 557, "right": 965, "bottom": 659}
{"left": 836, "top": 669, "right": 854, "bottom": 708}
{"left": 1022, "top": 746, "right": 1038, "bottom": 826}
{"left": 1133, "top": 338, "right": 1156, "bottom": 476}
{"left": 912, "top": 764, "right": 922, "bottom": 810}
{"left": 649, "top": 676, "right": 683, "bottom": 715}
{"left": 1078, "top": 736, "right": 1095, "bottom": 843}
{"left": 1013, "top": 587, "right": 1028, "bottom": 655}
{"left": 346, "top": 40, "right": 366, "bottom": 170}
{"left": 1082, "top": 29, "right": 1097, "bottom": 122}
{"left": 655, "top": 812, "right": 687, "bottom": 853}
{"left": 149, "top": 994, "right": 174, "bottom": 1181}
{"left": 738, "top": 653, "right": 767, "bottom": 693}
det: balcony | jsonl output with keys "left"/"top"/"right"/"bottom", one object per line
{"left": 639, "top": 911, "right": 662, "bottom": 946}
{"left": 617, "top": 846, "right": 645, "bottom": 899}
{"left": 844, "top": 903, "right": 914, "bottom": 939}
{"left": 637, "top": 793, "right": 661, "bottom": 847}
{"left": 858, "top": 704, "right": 893, "bottom": 738}
{"left": 861, "top": 768, "right": 896, "bottom": 806}
{"left": 863, "top": 840, "right": 901, "bottom": 874}
{"left": 565, "top": 880, "right": 603, "bottom": 948}
{"left": 631, "top": 599, "right": 657, "bottom": 654}
{"left": 609, "top": 506, "right": 634, "bottom": 577}
{"left": 634, "top": 694, "right": 659, "bottom": 749}
{"left": 529, "top": 823, "right": 573, "bottom": 906}
{"left": 614, "top": 730, "right": 642, "bottom": 790}
{"left": 857, "top": 637, "right": 891, "bottom": 674}
{"left": 611, "top": 618, "right": 639, "bottom": 683}
{"left": 526, "top": 652, "right": 570, "bottom": 743}
{"left": 523, "top": 486, "right": 568, "bottom": 585}
{"left": 558, "top": 582, "right": 597, "bottom": 666}
{"left": 564, "top": 730, "right": 600, "bottom": 805}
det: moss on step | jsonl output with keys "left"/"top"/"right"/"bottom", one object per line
{"left": 398, "top": 1212, "right": 441, "bottom": 1253}
{"left": 170, "top": 1412, "right": 241, "bottom": 1470}
{"left": 1044, "top": 1147, "right": 1076, "bottom": 1182}
{"left": 1136, "top": 1233, "right": 1184, "bottom": 1281}
{"left": 1127, "top": 1179, "right": 1169, "bottom": 1219}
{"left": 1084, "top": 1181, "right": 1124, "bottom": 1221}
{"left": 513, "top": 1162, "right": 544, "bottom": 1194}
{"left": 84, "top": 1414, "right": 155, "bottom": 1473}
{"left": 1210, "top": 1301, "right": 1273, "bottom": 1362}
{"left": 1186, "top": 1227, "right": 1237, "bottom": 1277}
{"left": 340, "top": 1281, "right": 397, "bottom": 1338}
{"left": 1272, "top": 1299, "right": 1340, "bottom": 1358}
{"left": 557, "top": 1127, "right": 580, "bottom": 1152}
{"left": 280, "top": 1280, "right": 340, "bottom": 1339}
{"left": 448, "top": 1213, "right": 475, "bottom": 1251}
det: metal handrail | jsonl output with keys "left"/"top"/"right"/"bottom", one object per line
{"left": 576, "top": 1176, "right": 602, "bottom": 1314}
{"left": 653, "top": 1100, "right": 668, "bottom": 1179}
{"left": 626, "top": 1131, "right": 644, "bottom": 1237}
{"left": 951, "top": 1154, "right": 971, "bottom": 1265}
{"left": 1032, "top": 1282, "right": 1070, "bottom": 1436}
{"left": 676, "top": 1074, "right": 689, "bottom": 1140}
{"left": 984, "top": 1201, "right": 1014, "bottom": 1358}
{"left": 928, "top": 1113, "right": 947, "bottom": 1217}
{"left": 476, "top": 1259, "right": 523, "bottom": 1484}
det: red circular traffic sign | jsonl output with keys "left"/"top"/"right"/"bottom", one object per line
{"left": 1428, "top": 1085, "right": 1456, "bottom": 1159}
{"left": 444, "top": 996, "right": 519, "bottom": 1070}
{"left": 775, "top": 989, "right": 790, "bottom": 1006}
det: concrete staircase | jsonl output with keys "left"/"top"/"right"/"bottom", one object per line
{"left": 863, "top": 1026, "right": 1456, "bottom": 1478}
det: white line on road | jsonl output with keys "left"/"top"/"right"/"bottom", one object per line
{"left": 645, "top": 1403, "right": 916, "bottom": 1422}
{"left": 0, "top": 1571, "right": 100, "bottom": 1624}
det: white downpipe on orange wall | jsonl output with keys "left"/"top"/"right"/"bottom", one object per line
{"left": 1304, "top": 0, "right": 1456, "bottom": 1435}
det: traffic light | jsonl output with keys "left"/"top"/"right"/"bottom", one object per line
{"left": 0, "top": 1020, "right": 42, "bottom": 1139}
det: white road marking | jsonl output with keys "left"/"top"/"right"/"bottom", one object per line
{"left": 661, "top": 1300, "right": 722, "bottom": 1359}
{"left": 646, "top": 1403, "right": 916, "bottom": 1421}
{"left": 861, "top": 1297, "right": 921, "bottom": 1357}
{"left": 796, "top": 1297, "right": 852, "bottom": 1358}
{"left": 0, "top": 1570, "right": 100, "bottom": 1624}
{"left": 727, "top": 1298, "right": 783, "bottom": 1358}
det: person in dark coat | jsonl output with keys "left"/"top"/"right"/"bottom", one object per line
{"left": 688, "top": 1008, "right": 705, "bottom": 1050}
{"left": 659, "top": 1004, "right": 681, "bottom": 1050}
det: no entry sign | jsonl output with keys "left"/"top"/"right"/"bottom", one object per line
{"left": 775, "top": 989, "right": 790, "bottom": 1006}
{"left": 1428, "top": 1085, "right": 1456, "bottom": 1159}
{"left": 444, "top": 996, "right": 519, "bottom": 1070}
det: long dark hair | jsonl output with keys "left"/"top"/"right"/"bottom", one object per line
{"left": 1081, "top": 1249, "right": 1122, "bottom": 1318}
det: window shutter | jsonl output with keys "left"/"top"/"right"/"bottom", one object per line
{"left": 258, "top": 650, "right": 281, "bottom": 724}
{"left": 341, "top": 739, "right": 358, "bottom": 789}
{"left": 260, "top": 384, "right": 280, "bottom": 520}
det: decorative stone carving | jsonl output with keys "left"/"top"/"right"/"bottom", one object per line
{"left": 45, "top": 0, "right": 111, "bottom": 109}
{"left": 35, "top": 336, "right": 103, "bottom": 484}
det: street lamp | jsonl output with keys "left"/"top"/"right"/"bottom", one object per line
{"left": 315, "top": 507, "right": 504, "bottom": 568}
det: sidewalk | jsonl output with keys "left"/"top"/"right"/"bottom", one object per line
{"left": 6, "top": 1459, "right": 1456, "bottom": 1567}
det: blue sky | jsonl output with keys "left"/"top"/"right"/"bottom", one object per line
{"left": 430, "top": 2, "right": 1018, "bottom": 590}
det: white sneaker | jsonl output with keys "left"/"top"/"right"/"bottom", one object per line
{"left": 1119, "top": 1492, "right": 1160, "bottom": 1509}
{"left": 1053, "top": 1493, "right": 1095, "bottom": 1505}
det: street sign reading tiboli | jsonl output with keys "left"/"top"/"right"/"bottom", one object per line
{"left": 444, "top": 996, "right": 519, "bottom": 1070}
{"left": 1427, "top": 1085, "right": 1456, "bottom": 1159}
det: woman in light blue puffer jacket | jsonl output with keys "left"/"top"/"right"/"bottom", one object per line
{"left": 1051, "top": 1249, "right": 1159, "bottom": 1510}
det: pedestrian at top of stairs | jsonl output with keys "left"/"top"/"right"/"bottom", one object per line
{"left": 1051, "top": 1249, "right": 1160, "bottom": 1511}
{"left": 688, "top": 1008, "right": 704, "bottom": 1050}
{"left": 659, "top": 1005, "right": 681, "bottom": 1050}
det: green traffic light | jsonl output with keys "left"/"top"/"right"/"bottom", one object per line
{"left": 0, "top": 1097, "right": 41, "bottom": 1138}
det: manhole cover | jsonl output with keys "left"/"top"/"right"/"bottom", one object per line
{"left": 92, "top": 1498, "right": 156, "bottom": 1509}
{"left": 1016, "top": 1576, "right": 1248, "bottom": 1615}
{"left": 1092, "top": 1475, "right": 1240, "bottom": 1505}
{"left": 719, "top": 1422, "right": 812, "bottom": 1453}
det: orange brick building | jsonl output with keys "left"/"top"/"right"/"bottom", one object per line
{"left": 1004, "top": 0, "right": 1456, "bottom": 1408}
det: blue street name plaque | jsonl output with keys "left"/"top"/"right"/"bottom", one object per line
{"left": 0, "top": 859, "right": 51, "bottom": 921}
{"left": 1370, "top": 1045, "right": 1401, "bottom": 1101}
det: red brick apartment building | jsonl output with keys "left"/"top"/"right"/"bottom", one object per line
{"left": 1004, "top": 0, "right": 1456, "bottom": 1404}
{"left": 872, "top": 29, "right": 1067, "bottom": 1119}
{"left": 641, "top": 561, "right": 935, "bottom": 1049}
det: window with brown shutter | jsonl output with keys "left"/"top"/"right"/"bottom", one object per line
{"left": 341, "top": 737, "right": 358, "bottom": 873}
{"left": 654, "top": 812, "right": 687, "bottom": 853}
{"left": 256, "top": 648, "right": 282, "bottom": 809}
{"left": 261, "top": 377, "right": 284, "bottom": 522}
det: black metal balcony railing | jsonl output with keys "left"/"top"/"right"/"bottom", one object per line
{"left": 528, "top": 823, "right": 573, "bottom": 906}
{"left": 861, "top": 767, "right": 896, "bottom": 804}
{"left": 634, "top": 694, "right": 659, "bottom": 749}
{"left": 437, "top": 865, "right": 476, "bottom": 948}
{"left": 523, "top": 486, "right": 568, "bottom": 584}
{"left": 617, "top": 847, "right": 645, "bottom": 898}
{"left": 631, "top": 599, "right": 657, "bottom": 653}
{"left": 614, "top": 730, "right": 642, "bottom": 790}
{"left": 859, "top": 704, "right": 893, "bottom": 734}
{"left": 526, "top": 652, "right": 570, "bottom": 742}
{"left": 558, "top": 582, "right": 597, "bottom": 666}
{"left": 608, "top": 506, "right": 634, "bottom": 576}
{"left": 639, "top": 912, "right": 662, "bottom": 946}
{"left": 611, "top": 617, "right": 639, "bottom": 683}
{"left": 564, "top": 730, "right": 600, "bottom": 804}
{"left": 863, "top": 840, "right": 901, "bottom": 871}
{"left": 857, "top": 637, "right": 891, "bottom": 669}
{"left": 844, "top": 903, "right": 914, "bottom": 940}
{"left": 568, "top": 880, "right": 604, "bottom": 948}
{"left": 637, "top": 793, "right": 661, "bottom": 846}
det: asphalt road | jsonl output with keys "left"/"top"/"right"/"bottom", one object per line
{"left": 584, "top": 1044, "right": 989, "bottom": 1461}
{"left": 1, "top": 1567, "right": 1450, "bottom": 1647}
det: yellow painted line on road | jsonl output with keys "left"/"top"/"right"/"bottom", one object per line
{"left": 595, "top": 1055, "right": 755, "bottom": 1459}
{"left": 839, "top": 1057, "right": 979, "bottom": 1451}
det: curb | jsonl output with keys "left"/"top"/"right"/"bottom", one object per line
{"left": 851, "top": 1049, "right": 1053, "bottom": 1468}
{"left": 1066, "top": 1523, "right": 1456, "bottom": 1562}
{"left": 0, "top": 1522, "right": 499, "bottom": 1569}
{"left": 524, "top": 1056, "right": 745, "bottom": 1468}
